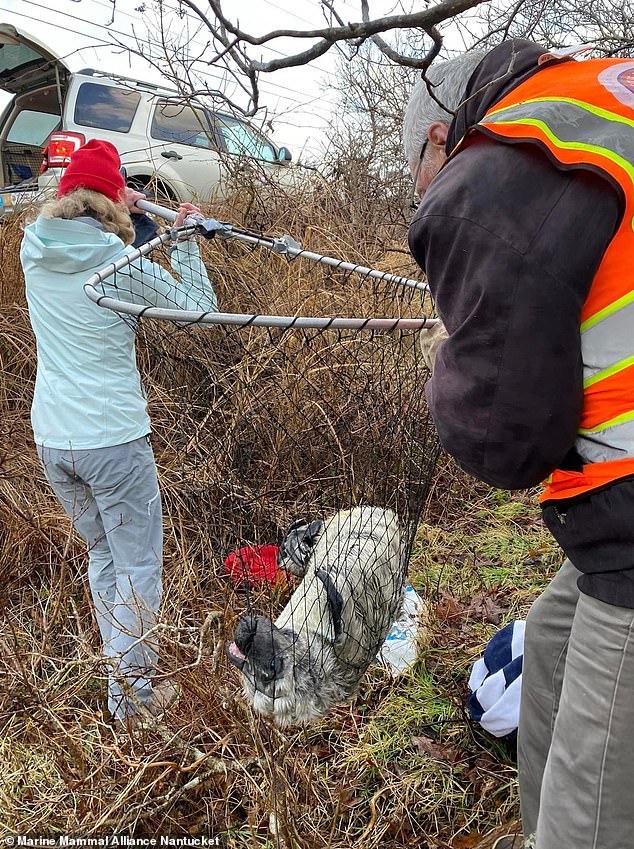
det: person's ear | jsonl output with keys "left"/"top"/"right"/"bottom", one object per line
{"left": 427, "top": 121, "right": 449, "bottom": 150}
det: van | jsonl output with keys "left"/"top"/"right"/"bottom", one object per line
{"left": 0, "top": 22, "right": 295, "bottom": 215}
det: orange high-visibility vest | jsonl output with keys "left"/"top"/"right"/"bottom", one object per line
{"left": 465, "top": 56, "right": 634, "bottom": 503}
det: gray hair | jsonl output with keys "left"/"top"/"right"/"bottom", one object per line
{"left": 403, "top": 51, "right": 485, "bottom": 170}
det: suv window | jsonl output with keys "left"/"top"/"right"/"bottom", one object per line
{"left": 151, "top": 100, "right": 220, "bottom": 149}
{"left": 74, "top": 82, "right": 141, "bottom": 133}
{"left": 0, "top": 43, "right": 42, "bottom": 78}
{"left": 218, "top": 115, "right": 276, "bottom": 162}
{"left": 7, "top": 109, "right": 59, "bottom": 145}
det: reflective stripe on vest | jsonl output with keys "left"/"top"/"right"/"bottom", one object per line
{"left": 472, "top": 58, "right": 634, "bottom": 500}
{"left": 484, "top": 97, "right": 634, "bottom": 191}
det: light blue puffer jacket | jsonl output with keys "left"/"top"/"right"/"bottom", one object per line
{"left": 21, "top": 216, "right": 217, "bottom": 449}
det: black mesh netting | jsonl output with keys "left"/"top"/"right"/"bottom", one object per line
{"left": 86, "top": 224, "right": 439, "bottom": 729}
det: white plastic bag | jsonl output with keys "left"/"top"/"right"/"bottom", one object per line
{"left": 378, "top": 586, "right": 425, "bottom": 674}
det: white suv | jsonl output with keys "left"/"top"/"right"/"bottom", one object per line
{"left": 0, "top": 22, "right": 295, "bottom": 213}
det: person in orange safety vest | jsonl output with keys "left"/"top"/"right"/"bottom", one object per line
{"left": 407, "top": 39, "right": 634, "bottom": 849}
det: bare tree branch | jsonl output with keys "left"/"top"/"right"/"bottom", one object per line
{"left": 469, "top": 0, "right": 634, "bottom": 57}
{"left": 321, "top": 0, "right": 346, "bottom": 29}
{"left": 183, "top": 0, "right": 490, "bottom": 72}
{"left": 360, "top": 0, "right": 442, "bottom": 70}
{"left": 358, "top": 4, "right": 449, "bottom": 113}
{"left": 119, "top": 0, "right": 490, "bottom": 116}
{"left": 104, "top": 0, "right": 634, "bottom": 124}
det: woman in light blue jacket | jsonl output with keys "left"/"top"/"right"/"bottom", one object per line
{"left": 20, "top": 139, "right": 217, "bottom": 728}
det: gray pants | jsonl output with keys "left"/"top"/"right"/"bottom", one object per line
{"left": 519, "top": 558, "right": 634, "bottom": 849}
{"left": 38, "top": 436, "right": 162, "bottom": 720}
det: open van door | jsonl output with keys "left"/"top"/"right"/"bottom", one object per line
{"left": 0, "top": 23, "right": 69, "bottom": 94}
{"left": 0, "top": 23, "right": 68, "bottom": 195}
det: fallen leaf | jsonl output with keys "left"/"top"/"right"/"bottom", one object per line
{"left": 467, "top": 593, "right": 505, "bottom": 624}
{"left": 411, "top": 734, "right": 463, "bottom": 764}
{"left": 434, "top": 591, "right": 464, "bottom": 623}
{"left": 452, "top": 833, "right": 484, "bottom": 848}
{"left": 465, "top": 752, "right": 500, "bottom": 787}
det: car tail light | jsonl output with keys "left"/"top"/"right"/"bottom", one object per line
{"left": 45, "top": 132, "right": 86, "bottom": 169}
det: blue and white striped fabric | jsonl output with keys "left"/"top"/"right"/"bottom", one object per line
{"left": 467, "top": 620, "right": 525, "bottom": 739}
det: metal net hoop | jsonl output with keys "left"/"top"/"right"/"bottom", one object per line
{"left": 81, "top": 216, "right": 438, "bottom": 758}
{"left": 82, "top": 219, "right": 438, "bottom": 556}
{"left": 76, "top": 213, "right": 443, "bottom": 839}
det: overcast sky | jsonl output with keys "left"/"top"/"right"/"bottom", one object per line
{"left": 0, "top": 0, "right": 373, "bottom": 159}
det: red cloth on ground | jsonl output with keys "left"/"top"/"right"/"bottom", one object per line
{"left": 224, "top": 544, "right": 286, "bottom": 586}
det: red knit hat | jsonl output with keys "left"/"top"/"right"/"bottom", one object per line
{"left": 57, "top": 139, "right": 125, "bottom": 203}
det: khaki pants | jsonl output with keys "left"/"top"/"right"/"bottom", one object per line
{"left": 38, "top": 436, "right": 163, "bottom": 720}
{"left": 519, "top": 559, "right": 634, "bottom": 849}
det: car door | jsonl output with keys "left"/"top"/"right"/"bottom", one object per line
{"left": 147, "top": 98, "right": 225, "bottom": 203}
{"left": 0, "top": 23, "right": 69, "bottom": 94}
{"left": 0, "top": 22, "right": 68, "bottom": 189}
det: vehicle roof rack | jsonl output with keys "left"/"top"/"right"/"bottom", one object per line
{"left": 75, "top": 67, "right": 176, "bottom": 94}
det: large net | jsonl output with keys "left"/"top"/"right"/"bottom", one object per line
{"left": 78, "top": 209, "right": 439, "bottom": 733}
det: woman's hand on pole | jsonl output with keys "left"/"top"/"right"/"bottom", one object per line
{"left": 123, "top": 187, "right": 146, "bottom": 214}
{"left": 174, "top": 202, "right": 203, "bottom": 227}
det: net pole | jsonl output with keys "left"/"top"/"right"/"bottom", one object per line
{"left": 134, "top": 199, "right": 429, "bottom": 293}
{"left": 136, "top": 198, "right": 179, "bottom": 222}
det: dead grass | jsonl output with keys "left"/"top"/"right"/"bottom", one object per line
{"left": 0, "top": 184, "right": 558, "bottom": 845}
